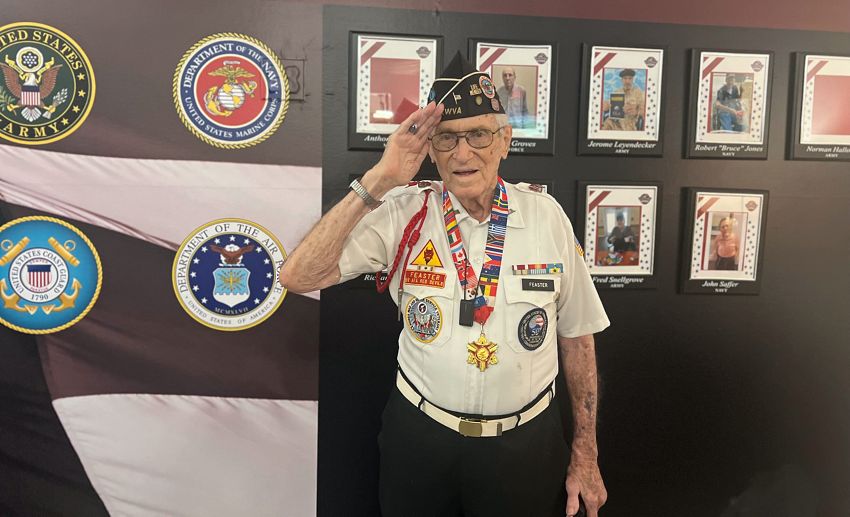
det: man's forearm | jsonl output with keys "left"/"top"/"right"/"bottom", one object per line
{"left": 279, "top": 168, "right": 393, "bottom": 293}
{"left": 558, "top": 334, "right": 599, "bottom": 459}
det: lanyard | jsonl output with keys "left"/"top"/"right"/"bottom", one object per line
{"left": 442, "top": 177, "right": 509, "bottom": 326}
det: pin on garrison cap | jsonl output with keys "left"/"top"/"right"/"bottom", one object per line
{"left": 427, "top": 51, "right": 505, "bottom": 120}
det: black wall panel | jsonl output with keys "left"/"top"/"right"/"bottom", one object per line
{"left": 321, "top": 6, "right": 850, "bottom": 516}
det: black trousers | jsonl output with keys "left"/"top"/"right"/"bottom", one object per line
{"left": 378, "top": 387, "right": 569, "bottom": 517}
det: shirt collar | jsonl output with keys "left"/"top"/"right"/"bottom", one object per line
{"left": 445, "top": 183, "right": 525, "bottom": 228}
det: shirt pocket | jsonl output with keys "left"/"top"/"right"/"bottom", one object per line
{"left": 401, "top": 280, "right": 455, "bottom": 348}
{"left": 502, "top": 275, "right": 560, "bottom": 353}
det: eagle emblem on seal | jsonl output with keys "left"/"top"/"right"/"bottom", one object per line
{"left": 1, "top": 47, "right": 67, "bottom": 122}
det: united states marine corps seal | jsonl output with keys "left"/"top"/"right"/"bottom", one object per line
{"left": 173, "top": 33, "right": 289, "bottom": 148}
{"left": 172, "top": 219, "right": 286, "bottom": 331}
{"left": 0, "top": 22, "right": 95, "bottom": 145}
{"left": 0, "top": 216, "right": 102, "bottom": 334}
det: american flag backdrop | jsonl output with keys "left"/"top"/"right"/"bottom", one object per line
{"left": 0, "top": 1, "right": 323, "bottom": 515}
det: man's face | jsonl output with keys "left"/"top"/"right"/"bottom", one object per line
{"left": 720, "top": 220, "right": 731, "bottom": 236}
{"left": 621, "top": 75, "right": 634, "bottom": 89}
{"left": 501, "top": 68, "right": 516, "bottom": 90}
{"left": 617, "top": 218, "right": 625, "bottom": 229}
{"left": 428, "top": 114, "right": 512, "bottom": 202}
{"left": 726, "top": 75, "right": 735, "bottom": 86}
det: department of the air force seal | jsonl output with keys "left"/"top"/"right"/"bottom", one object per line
{"left": 0, "top": 22, "right": 95, "bottom": 145}
{"left": 172, "top": 219, "right": 286, "bottom": 331}
{"left": 173, "top": 33, "right": 289, "bottom": 149}
{"left": 0, "top": 216, "right": 102, "bottom": 334}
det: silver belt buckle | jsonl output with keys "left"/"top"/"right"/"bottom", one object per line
{"left": 458, "top": 418, "right": 502, "bottom": 437}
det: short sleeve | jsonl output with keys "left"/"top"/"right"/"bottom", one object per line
{"left": 337, "top": 199, "right": 397, "bottom": 284}
{"left": 555, "top": 214, "right": 610, "bottom": 338}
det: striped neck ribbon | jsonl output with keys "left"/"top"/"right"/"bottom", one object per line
{"left": 442, "top": 177, "right": 509, "bottom": 326}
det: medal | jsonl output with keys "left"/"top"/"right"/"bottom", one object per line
{"left": 467, "top": 333, "right": 499, "bottom": 372}
{"left": 443, "top": 178, "right": 509, "bottom": 371}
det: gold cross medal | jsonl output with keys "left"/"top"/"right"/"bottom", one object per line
{"left": 467, "top": 333, "right": 498, "bottom": 372}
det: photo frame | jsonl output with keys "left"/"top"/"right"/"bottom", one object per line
{"left": 469, "top": 39, "right": 557, "bottom": 155}
{"left": 348, "top": 32, "right": 442, "bottom": 150}
{"left": 578, "top": 44, "right": 666, "bottom": 156}
{"left": 680, "top": 188, "right": 769, "bottom": 295}
{"left": 789, "top": 52, "right": 850, "bottom": 161}
{"left": 686, "top": 50, "right": 773, "bottom": 159}
{"left": 578, "top": 182, "right": 662, "bottom": 289}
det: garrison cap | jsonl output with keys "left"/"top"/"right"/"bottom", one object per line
{"left": 427, "top": 51, "right": 505, "bottom": 120}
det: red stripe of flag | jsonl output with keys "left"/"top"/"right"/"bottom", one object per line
{"left": 588, "top": 191, "right": 612, "bottom": 211}
{"left": 593, "top": 53, "right": 618, "bottom": 77}
{"left": 701, "top": 57, "right": 725, "bottom": 79}
{"left": 479, "top": 47, "right": 508, "bottom": 74}
{"left": 806, "top": 60, "right": 829, "bottom": 83}
{"left": 359, "top": 41, "right": 386, "bottom": 67}
{"left": 696, "top": 197, "right": 720, "bottom": 218}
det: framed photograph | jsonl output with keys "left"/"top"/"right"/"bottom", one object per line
{"left": 470, "top": 40, "right": 557, "bottom": 155}
{"left": 686, "top": 50, "right": 773, "bottom": 159}
{"left": 348, "top": 32, "right": 442, "bottom": 150}
{"left": 578, "top": 182, "right": 662, "bottom": 289}
{"left": 789, "top": 53, "right": 850, "bottom": 161}
{"left": 578, "top": 44, "right": 665, "bottom": 156}
{"left": 680, "top": 188, "right": 769, "bottom": 295}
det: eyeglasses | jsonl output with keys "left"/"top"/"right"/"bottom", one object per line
{"left": 429, "top": 126, "right": 506, "bottom": 152}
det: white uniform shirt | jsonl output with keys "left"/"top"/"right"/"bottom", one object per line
{"left": 338, "top": 180, "right": 609, "bottom": 415}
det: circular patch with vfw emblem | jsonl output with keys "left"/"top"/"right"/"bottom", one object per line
{"left": 172, "top": 219, "right": 287, "bottom": 331}
{"left": 173, "top": 33, "right": 290, "bottom": 149}
{"left": 0, "top": 216, "right": 102, "bottom": 334}
{"left": 405, "top": 297, "right": 442, "bottom": 344}
{"left": 518, "top": 308, "right": 548, "bottom": 350}
{"left": 0, "top": 22, "right": 96, "bottom": 145}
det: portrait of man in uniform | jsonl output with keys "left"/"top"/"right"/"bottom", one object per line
{"left": 601, "top": 68, "right": 646, "bottom": 131}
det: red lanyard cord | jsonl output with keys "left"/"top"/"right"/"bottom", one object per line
{"left": 375, "top": 190, "right": 431, "bottom": 294}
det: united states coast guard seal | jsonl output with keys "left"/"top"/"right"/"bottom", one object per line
{"left": 173, "top": 33, "right": 289, "bottom": 148}
{"left": 0, "top": 22, "right": 95, "bottom": 145}
{"left": 0, "top": 216, "right": 102, "bottom": 334}
{"left": 172, "top": 219, "right": 287, "bottom": 331}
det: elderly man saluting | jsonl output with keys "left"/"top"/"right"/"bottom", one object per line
{"left": 280, "top": 53, "right": 610, "bottom": 517}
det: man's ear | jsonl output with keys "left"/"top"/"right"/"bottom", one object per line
{"left": 501, "top": 125, "right": 512, "bottom": 159}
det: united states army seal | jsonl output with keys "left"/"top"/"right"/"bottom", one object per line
{"left": 172, "top": 219, "right": 287, "bottom": 331}
{"left": 173, "top": 33, "right": 289, "bottom": 148}
{"left": 0, "top": 216, "right": 102, "bottom": 334}
{"left": 0, "top": 22, "right": 95, "bottom": 145}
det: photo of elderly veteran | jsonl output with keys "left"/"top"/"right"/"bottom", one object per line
{"left": 713, "top": 73, "right": 746, "bottom": 132}
{"left": 280, "top": 52, "right": 610, "bottom": 517}
{"left": 496, "top": 65, "right": 531, "bottom": 129}
{"left": 601, "top": 68, "right": 646, "bottom": 131}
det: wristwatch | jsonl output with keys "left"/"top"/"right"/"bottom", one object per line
{"left": 349, "top": 177, "right": 383, "bottom": 209}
